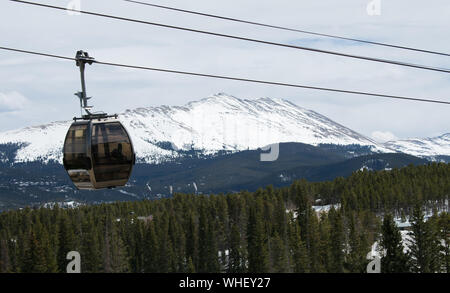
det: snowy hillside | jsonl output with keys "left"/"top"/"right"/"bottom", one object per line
{"left": 1, "top": 93, "right": 444, "bottom": 164}
{"left": 0, "top": 121, "right": 69, "bottom": 163}
{"left": 120, "top": 93, "right": 389, "bottom": 162}
{"left": 0, "top": 93, "right": 385, "bottom": 164}
{"left": 384, "top": 133, "right": 450, "bottom": 159}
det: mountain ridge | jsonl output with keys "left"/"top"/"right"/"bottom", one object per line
{"left": 0, "top": 93, "right": 448, "bottom": 163}
{"left": 384, "top": 133, "right": 450, "bottom": 158}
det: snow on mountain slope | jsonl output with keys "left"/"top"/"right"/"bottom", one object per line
{"left": 384, "top": 133, "right": 450, "bottom": 158}
{"left": 0, "top": 121, "right": 69, "bottom": 163}
{"left": 0, "top": 93, "right": 389, "bottom": 164}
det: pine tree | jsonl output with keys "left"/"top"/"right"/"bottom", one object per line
{"left": 57, "top": 215, "right": 76, "bottom": 272}
{"left": 288, "top": 220, "right": 309, "bottom": 273}
{"left": 438, "top": 212, "right": 449, "bottom": 272}
{"left": 23, "top": 229, "right": 47, "bottom": 273}
{"left": 347, "top": 212, "right": 369, "bottom": 273}
{"left": 185, "top": 256, "right": 195, "bottom": 273}
{"left": 270, "top": 232, "right": 288, "bottom": 273}
{"left": 197, "top": 202, "right": 211, "bottom": 273}
{"left": 81, "top": 218, "right": 102, "bottom": 273}
{"left": 408, "top": 204, "right": 436, "bottom": 273}
{"left": 143, "top": 221, "right": 159, "bottom": 273}
{"left": 379, "top": 214, "right": 410, "bottom": 273}
{"left": 156, "top": 212, "right": 175, "bottom": 273}
{"left": 109, "top": 222, "right": 130, "bottom": 273}
{"left": 185, "top": 211, "right": 199, "bottom": 271}
{"left": 0, "top": 238, "right": 10, "bottom": 273}
{"left": 205, "top": 218, "right": 220, "bottom": 273}
{"left": 247, "top": 203, "right": 269, "bottom": 273}
{"left": 228, "top": 223, "right": 245, "bottom": 273}
{"left": 306, "top": 209, "right": 321, "bottom": 272}
{"left": 427, "top": 213, "right": 443, "bottom": 272}
{"left": 40, "top": 227, "right": 58, "bottom": 273}
{"left": 318, "top": 213, "right": 331, "bottom": 272}
{"left": 328, "top": 208, "right": 345, "bottom": 273}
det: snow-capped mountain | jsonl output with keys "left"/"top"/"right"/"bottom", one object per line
{"left": 385, "top": 133, "right": 450, "bottom": 159}
{"left": 0, "top": 93, "right": 445, "bottom": 164}
{"left": 0, "top": 93, "right": 386, "bottom": 164}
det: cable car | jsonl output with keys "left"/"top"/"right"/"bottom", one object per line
{"left": 63, "top": 117, "right": 135, "bottom": 189}
{"left": 63, "top": 51, "right": 135, "bottom": 189}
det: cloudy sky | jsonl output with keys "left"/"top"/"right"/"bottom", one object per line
{"left": 0, "top": 0, "right": 449, "bottom": 142}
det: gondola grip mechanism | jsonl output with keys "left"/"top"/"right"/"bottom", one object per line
{"left": 74, "top": 50, "right": 95, "bottom": 116}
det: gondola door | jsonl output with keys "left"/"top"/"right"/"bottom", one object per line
{"left": 63, "top": 121, "right": 94, "bottom": 189}
{"left": 90, "top": 121, "right": 134, "bottom": 189}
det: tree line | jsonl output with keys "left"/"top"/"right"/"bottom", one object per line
{"left": 0, "top": 162, "right": 448, "bottom": 273}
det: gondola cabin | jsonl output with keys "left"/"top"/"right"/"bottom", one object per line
{"left": 63, "top": 118, "right": 135, "bottom": 190}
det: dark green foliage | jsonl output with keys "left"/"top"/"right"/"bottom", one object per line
{"left": 346, "top": 211, "right": 371, "bottom": 273}
{"left": 228, "top": 223, "right": 245, "bottom": 273}
{"left": 0, "top": 143, "right": 432, "bottom": 212}
{"left": 379, "top": 214, "right": 410, "bottom": 273}
{"left": 247, "top": 201, "right": 269, "bottom": 273}
{"left": 437, "top": 212, "right": 449, "bottom": 272}
{"left": 328, "top": 208, "right": 345, "bottom": 273}
{"left": 0, "top": 163, "right": 448, "bottom": 273}
{"left": 288, "top": 219, "right": 309, "bottom": 273}
{"left": 408, "top": 204, "right": 443, "bottom": 273}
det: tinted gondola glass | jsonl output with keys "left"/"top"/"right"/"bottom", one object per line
{"left": 91, "top": 122, "right": 133, "bottom": 183}
{"left": 63, "top": 119, "right": 134, "bottom": 190}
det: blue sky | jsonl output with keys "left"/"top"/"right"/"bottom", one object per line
{"left": 0, "top": 0, "right": 449, "bottom": 142}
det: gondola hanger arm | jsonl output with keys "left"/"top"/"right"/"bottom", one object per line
{"left": 75, "top": 50, "right": 95, "bottom": 116}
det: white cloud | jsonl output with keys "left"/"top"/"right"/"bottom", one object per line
{"left": 371, "top": 131, "right": 398, "bottom": 143}
{"left": 0, "top": 92, "right": 30, "bottom": 112}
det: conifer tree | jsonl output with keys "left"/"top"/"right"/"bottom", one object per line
{"left": 185, "top": 256, "right": 195, "bottom": 273}
{"left": 318, "top": 213, "right": 331, "bottom": 272}
{"left": 0, "top": 238, "right": 10, "bottom": 273}
{"left": 23, "top": 229, "right": 47, "bottom": 273}
{"left": 228, "top": 223, "right": 245, "bottom": 273}
{"left": 143, "top": 221, "right": 159, "bottom": 273}
{"left": 328, "top": 208, "right": 345, "bottom": 273}
{"left": 185, "top": 212, "right": 199, "bottom": 271}
{"left": 427, "top": 213, "right": 444, "bottom": 272}
{"left": 270, "top": 232, "right": 288, "bottom": 273}
{"left": 197, "top": 202, "right": 210, "bottom": 273}
{"left": 40, "top": 228, "right": 58, "bottom": 273}
{"left": 289, "top": 220, "right": 309, "bottom": 273}
{"left": 109, "top": 222, "right": 130, "bottom": 273}
{"left": 408, "top": 204, "right": 435, "bottom": 273}
{"left": 438, "top": 212, "right": 449, "bottom": 272}
{"left": 247, "top": 203, "right": 269, "bottom": 272}
{"left": 379, "top": 214, "right": 410, "bottom": 273}
{"left": 205, "top": 218, "right": 220, "bottom": 273}
{"left": 57, "top": 215, "right": 76, "bottom": 272}
{"left": 81, "top": 218, "right": 102, "bottom": 273}
{"left": 306, "top": 209, "right": 321, "bottom": 272}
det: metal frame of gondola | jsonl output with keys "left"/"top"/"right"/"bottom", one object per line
{"left": 74, "top": 50, "right": 118, "bottom": 121}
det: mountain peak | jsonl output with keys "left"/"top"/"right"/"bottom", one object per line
{"left": 385, "top": 132, "right": 450, "bottom": 157}
{"left": 2, "top": 93, "right": 436, "bottom": 164}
